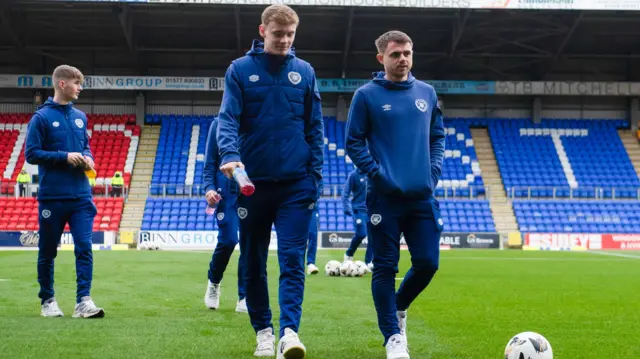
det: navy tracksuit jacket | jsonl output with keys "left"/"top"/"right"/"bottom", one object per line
{"left": 306, "top": 180, "right": 323, "bottom": 266}
{"left": 341, "top": 169, "right": 373, "bottom": 263}
{"left": 25, "top": 97, "right": 97, "bottom": 304}
{"left": 217, "top": 40, "right": 324, "bottom": 338}
{"left": 345, "top": 72, "right": 446, "bottom": 344}
{"left": 203, "top": 118, "right": 246, "bottom": 300}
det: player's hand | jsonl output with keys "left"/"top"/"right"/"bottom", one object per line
{"left": 83, "top": 156, "right": 95, "bottom": 170}
{"left": 67, "top": 152, "right": 86, "bottom": 167}
{"left": 205, "top": 190, "right": 222, "bottom": 206}
{"left": 220, "top": 161, "right": 244, "bottom": 179}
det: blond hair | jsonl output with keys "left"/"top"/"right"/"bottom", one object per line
{"left": 52, "top": 65, "right": 84, "bottom": 89}
{"left": 375, "top": 30, "right": 413, "bottom": 54}
{"left": 261, "top": 4, "right": 299, "bottom": 26}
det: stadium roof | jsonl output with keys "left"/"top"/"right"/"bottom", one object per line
{"left": 1, "top": 0, "right": 639, "bottom": 81}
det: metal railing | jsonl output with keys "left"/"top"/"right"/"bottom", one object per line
{"left": 147, "top": 183, "right": 490, "bottom": 200}
{"left": 507, "top": 186, "right": 640, "bottom": 200}
{"left": 0, "top": 181, "right": 129, "bottom": 199}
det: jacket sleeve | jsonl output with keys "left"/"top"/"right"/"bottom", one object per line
{"left": 429, "top": 93, "right": 446, "bottom": 187}
{"left": 203, "top": 120, "right": 219, "bottom": 193}
{"left": 25, "top": 113, "right": 68, "bottom": 166}
{"left": 83, "top": 123, "right": 93, "bottom": 160}
{"left": 217, "top": 63, "right": 243, "bottom": 166}
{"left": 345, "top": 90, "right": 378, "bottom": 178}
{"left": 304, "top": 67, "right": 324, "bottom": 184}
{"left": 316, "top": 178, "right": 324, "bottom": 201}
{"left": 341, "top": 173, "right": 353, "bottom": 213}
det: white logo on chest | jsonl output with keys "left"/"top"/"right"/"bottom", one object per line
{"left": 415, "top": 99, "right": 428, "bottom": 112}
{"left": 249, "top": 74, "right": 259, "bottom": 82}
{"left": 75, "top": 119, "right": 84, "bottom": 128}
{"left": 52, "top": 121, "right": 59, "bottom": 128}
{"left": 382, "top": 104, "right": 392, "bottom": 111}
{"left": 288, "top": 71, "right": 302, "bottom": 85}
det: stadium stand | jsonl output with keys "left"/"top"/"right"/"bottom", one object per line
{"left": 141, "top": 115, "right": 495, "bottom": 233}
{"left": 0, "top": 197, "right": 123, "bottom": 231}
{"left": 141, "top": 197, "right": 496, "bottom": 233}
{"left": 0, "top": 113, "right": 136, "bottom": 232}
{"left": 490, "top": 119, "right": 638, "bottom": 198}
{"left": 513, "top": 200, "right": 640, "bottom": 233}
{"left": 149, "top": 115, "right": 211, "bottom": 196}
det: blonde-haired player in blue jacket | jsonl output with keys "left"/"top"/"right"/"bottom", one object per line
{"left": 216, "top": 4, "right": 324, "bottom": 359}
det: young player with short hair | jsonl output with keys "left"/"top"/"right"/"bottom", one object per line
{"left": 345, "top": 31, "right": 446, "bottom": 359}
{"left": 217, "top": 4, "right": 324, "bottom": 358}
{"left": 26, "top": 65, "right": 105, "bottom": 319}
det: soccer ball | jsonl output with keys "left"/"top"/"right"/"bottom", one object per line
{"left": 324, "top": 260, "right": 341, "bottom": 276}
{"left": 504, "top": 332, "right": 553, "bottom": 359}
{"left": 352, "top": 261, "right": 368, "bottom": 277}
{"left": 138, "top": 241, "right": 159, "bottom": 250}
{"left": 339, "top": 261, "right": 353, "bottom": 276}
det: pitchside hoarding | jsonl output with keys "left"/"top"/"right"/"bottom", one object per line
{"left": 137, "top": 231, "right": 279, "bottom": 250}
{"left": 0, "top": 232, "right": 107, "bottom": 248}
{"left": 321, "top": 232, "right": 500, "bottom": 249}
{"left": 524, "top": 233, "right": 640, "bottom": 250}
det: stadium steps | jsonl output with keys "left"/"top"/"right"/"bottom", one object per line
{"left": 470, "top": 128, "right": 518, "bottom": 233}
{"left": 119, "top": 125, "right": 160, "bottom": 237}
{"left": 618, "top": 129, "right": 640, "bottom": 179}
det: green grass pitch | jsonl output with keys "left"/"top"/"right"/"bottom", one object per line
{"left": 0, "top": 249, "right": 639, "bottom": 358}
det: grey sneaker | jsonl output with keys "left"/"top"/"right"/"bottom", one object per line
{"left": 72, "top": 296, "right": 105, "bottom": 318}
{"left": 41, "top": 298, "right": 64, "bottom": 317}
{"left": 254, "top": 327, "right": 276, "bottom": 357}
{"left": 205, "top": 280, "right": 221, "bottom": 310}
{"left": 397, "top": 310, "right": 407, "bottom": 337}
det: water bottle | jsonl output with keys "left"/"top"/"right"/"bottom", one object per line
{"left": 205, "top": 188, "right": 222, "bottom": 215}
{"left": 233, "top": 167, "right": 255, "bottom": 196}
{"left": 205, "top": 204, "right": 216, "bottom": 216}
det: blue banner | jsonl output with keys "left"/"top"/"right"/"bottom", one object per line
{"left": 1, "top": 74, "right": 496, "bottom": 94}
{"left": 0, "top": 231, "right": 105, "bottom": 247}
{"left": 318, "top": 78, "right": 495, "bottom": 94}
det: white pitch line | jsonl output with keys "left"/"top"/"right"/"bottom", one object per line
{"left": 396, "top": 278, "right": 404, "bottom": 281}
{"left": 585, "top": 251, "right": 640, "bottom": 260}
{"left": 0, "top": 279, "right": 11, "bottom": 282}
{"left": 442, "top": 256, "right": 625, "bottom": 261}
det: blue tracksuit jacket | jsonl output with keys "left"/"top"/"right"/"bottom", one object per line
{"left": 216, "top": 40, "right": 324, "bottom": 185}
{"left": 345, "top": 72, "right": 445, "bottom": 199}
{"left": 203, "top": 117, "right": 237, "bottom": 198}
{"left": 341, "top": 169, "right": 367, "bottom": 213}
{"left": 25, "top": 97, "right": 93, "bottom": 200}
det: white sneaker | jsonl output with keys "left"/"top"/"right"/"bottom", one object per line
{"left": 277, "top": 328, "right": 306, "bottom": 359}
{"left": 204, "top": 280, "right": 220, "bottom": 310}
{"left": 41, "top": 298, "right": 64, "bottom": 317}
{"left": 306, "top": 264, "right": 319, "bottom": 275}
{"left": 397, "top": 310, "right": 407, "bottom": 337}
{"left": 344, "top": 254, "right": 354, "bottom": 262}
{"left": 236, "top": 298, "right": 248, "bottom": 313}
{"left": 366, "top": 262, "right": 374, "bottom": 273}
{"left": 386, "top": 334, "right": 410, "bottom": 359}
{"left": 254, "top": 328, "right": 276, "bottom": 357}
{"left": 72, "top": 296, "right": 105, "bottom": 318}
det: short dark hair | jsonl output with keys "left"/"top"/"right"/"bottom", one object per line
{"left": 375, "top": 30, "right": 413, "bottom": 54}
